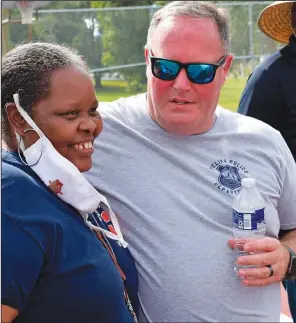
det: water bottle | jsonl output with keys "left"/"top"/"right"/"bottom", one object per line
{"left": 232, "top": 178, "right": 266, "bottom": 275}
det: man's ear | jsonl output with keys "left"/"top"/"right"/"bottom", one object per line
{"left": 5, "top": 103, "right": 29, "bottom": 136}
{"left": 144, "top": 45, "right": 151, "bottom": 79}
{"left": 223, "top": 54, "right": 234, "bottom": 77}
{"left": 144, "top": 45, "right": 150, "bottom": 64}
{"left": 220, "top": 54, "right": 234, "bottom": 85}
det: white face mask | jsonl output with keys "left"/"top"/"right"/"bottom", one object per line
{"left": 13, "top": 93, "right": 128, "bottom": 248}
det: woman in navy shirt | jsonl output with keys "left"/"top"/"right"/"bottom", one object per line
{"left": 1, "top": 42, "right": 139, "bottom": 323}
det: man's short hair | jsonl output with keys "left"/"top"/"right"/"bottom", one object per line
{"left": 147, "top": 1, "right": 230, "bottom": 53}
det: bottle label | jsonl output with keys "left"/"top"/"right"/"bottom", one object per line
{"left": 232, "top": 208, "right": 265, "bottom": 230}
{"left": 256, "top": 208, "right": 265, "bottom": 223}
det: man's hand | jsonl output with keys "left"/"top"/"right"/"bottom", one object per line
{"left": 228, "top": 237, "right": 290, "bottom": 286}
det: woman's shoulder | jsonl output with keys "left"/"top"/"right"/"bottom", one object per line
{"left": 2, "top": 150, "right": 83, "bottom": 252}
{"left": 1, "top": 150, "right": 73, "bottom": 221}
{"left": 2, "top": 150, "right": 39, "bottom": 188}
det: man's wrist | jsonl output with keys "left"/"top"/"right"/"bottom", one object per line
{"left": 282, "top": 243, "right": 296, "bottom": 280}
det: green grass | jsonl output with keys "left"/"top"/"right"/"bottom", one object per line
{"left": 97, "top": 77, "right": 247, "bottom": 112}
{"left": 96, "top": 80, "right": 137, "bottom": 102}
{"left": 219, "top": 77, "right": 247, "bottom": 112}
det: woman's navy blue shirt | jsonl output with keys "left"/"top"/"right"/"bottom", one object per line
{"left": 1, "top": 150, "right": 139, "bottom": 323}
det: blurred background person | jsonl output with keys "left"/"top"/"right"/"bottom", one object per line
{"left": 238, "top": 2, "right": 296, "bottom": 321}
{"left": 238, "top": 1, "right": 296, "bottom": 162}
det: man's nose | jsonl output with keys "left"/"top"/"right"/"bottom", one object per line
{"left": 173, "top": 68, "right": 191, "bottom": 92}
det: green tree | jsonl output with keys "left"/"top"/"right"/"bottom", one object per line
{"left": 91, "top": 1, "right": 165, "bottom": 92}
{"left": 4, "top": 1, "right": 103, "bottom": 88}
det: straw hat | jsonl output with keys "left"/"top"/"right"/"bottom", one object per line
{"left": 258, "top": 1, "right": 295, "bottom": 44}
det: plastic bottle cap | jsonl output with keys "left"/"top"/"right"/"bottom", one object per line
{"left": 241, "top": 178, "right": 256, "bottom": 188}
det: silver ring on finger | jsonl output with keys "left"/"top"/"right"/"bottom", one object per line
{"left": 266, "top": 265, "right": 274, "bottom": 277}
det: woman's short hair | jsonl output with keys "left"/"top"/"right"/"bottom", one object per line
{"left": 1, "top": 42, "right": 88, "bottom": 143}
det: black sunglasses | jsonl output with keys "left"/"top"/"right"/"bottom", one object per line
{"left": 148, "top": 49, "right": 227, "bottom": 85}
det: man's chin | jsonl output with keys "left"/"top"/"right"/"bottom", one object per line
{"left": 167, "top": 114, "right": 200, "bottom": 126}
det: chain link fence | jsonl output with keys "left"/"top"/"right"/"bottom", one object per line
{"left": 2, "top": 1, "right": 281, "bottom": 92}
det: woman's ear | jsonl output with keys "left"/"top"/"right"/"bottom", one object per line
{"left": 5, "top": 103, "right": 29, "bottom": 136}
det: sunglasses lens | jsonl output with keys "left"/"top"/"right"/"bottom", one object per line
{"left": 153, "top": 59, "right": 179, "bottom": 80}
{"left": 188, "top": 64, "right": 214, "bottom": 84}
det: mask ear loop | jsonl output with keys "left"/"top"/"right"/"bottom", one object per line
{"left": 17, "top": 129, "right": 44, "bottom": 166}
